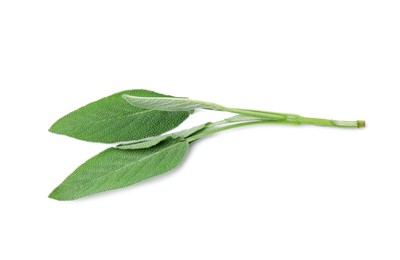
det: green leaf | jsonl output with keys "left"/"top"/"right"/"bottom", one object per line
{"left": 49, "top": 89, "right": 190, "bottom": 143}
{"left": 117, "top": 122, "right": 209, "bottom": 150}
{"left": 123, "top": 95, "right": 222, "bottom": 111}
{"left": 117, "top": 135, "right": 172, "bottom": 150}
{"left": 49, "top": 139, "right": 189, "bottom": 200}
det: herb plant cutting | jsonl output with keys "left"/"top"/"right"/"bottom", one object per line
{"left": 49, "top": 89, "right": 365, "bottom": 200}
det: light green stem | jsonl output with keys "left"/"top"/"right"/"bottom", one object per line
{"left": 221, "top": 107, "right": 365, "bottom": 129}
{"left": 186, "top": 120, "right": 296, "bottom": 143}
{"left": 296, "top": 116, "right": 365, "bottom": 128}
{"left": 223, "top": 107, "right": 287, "bottom": 121}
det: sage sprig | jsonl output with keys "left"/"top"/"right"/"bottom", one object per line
{"left": 49, "top": 89, "right": 365, "bottom": 200}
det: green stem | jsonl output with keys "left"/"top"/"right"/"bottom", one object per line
{"left": 186, "top": 116, "right": 365, "bottom": 144}
{"left": 223, "top": 107, "right": 287, "bottom": 120}
{"left": 190, "top": 99, "right": 365, "bottom": 128}
{"left": 295, "top": 116, "right": 365, "bottom": 128}
{"left": 221, "top": 107, "right": 365, "bottom": 129}
{"left": 186, "top": 120, "right": 296, "bottom": 143}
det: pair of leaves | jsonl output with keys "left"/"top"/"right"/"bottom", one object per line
{"left": 49, "top": 89, "right": 211, "bottom": 200}
{"left": 49, "top": 88, "right": 366, "bottom": 200}
{"left": 49, "top": 90, "right": 270, "bottom": 200}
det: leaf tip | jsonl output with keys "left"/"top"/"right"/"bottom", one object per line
{"left": 48, "top": 123, "right": 57, "bottom": 133}
{"left": 48, "top": 187, "right": 74, "bottom": 201}
{"left": 48, "top": 190, "right": 60, "bottom": 200}
{"left": 48, "top": 117, "right": 64, "bottom": 134}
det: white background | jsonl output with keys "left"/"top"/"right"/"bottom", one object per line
{"left": 1, "top": 1, "right": 399, "bottom": 259}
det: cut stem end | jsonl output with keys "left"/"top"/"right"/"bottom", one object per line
{"left": 357, "top": 120, "right": 366, "bottom": 128}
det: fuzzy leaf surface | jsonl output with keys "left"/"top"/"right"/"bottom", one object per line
{"left": 117, "top": 123, "right": 208, "bottom": 149}
{"left": 123, "top": 95, "right": 222, "bottom": 111}
{"left": 49, "top": 89, "right": 190, "bottom": 143}
{"left": 49, "top": 139, "right": 189, "bottom": 200}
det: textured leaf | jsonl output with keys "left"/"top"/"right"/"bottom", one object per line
{"left": 117, "top": 135, "right": 172, "bottom": 150}
{"left": 49, "top": 89, "right": 190, "bottom": 143}
{"left": 49, "top": 139, "right": 189, "bottom": 200}
{"left": 123, "top": 95, "right": 222, "bottom": 111}
{"left": 117, "top": 123, "right": 209, "bottom": 149}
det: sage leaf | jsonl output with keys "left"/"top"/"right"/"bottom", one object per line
{"left": 117, "top": 122, "right": 209, "bottom": 149}
{"left": 49, "top": 90, "right": 190, "bottom": 143}
{"left": 123, "top": 95, "right": 222, "bottom": 111}
{"left": 116, "top": 135, "right": 172, "bottom": 150}
{"left": 49, "top": 139, "right": 189, "bottom": 200}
